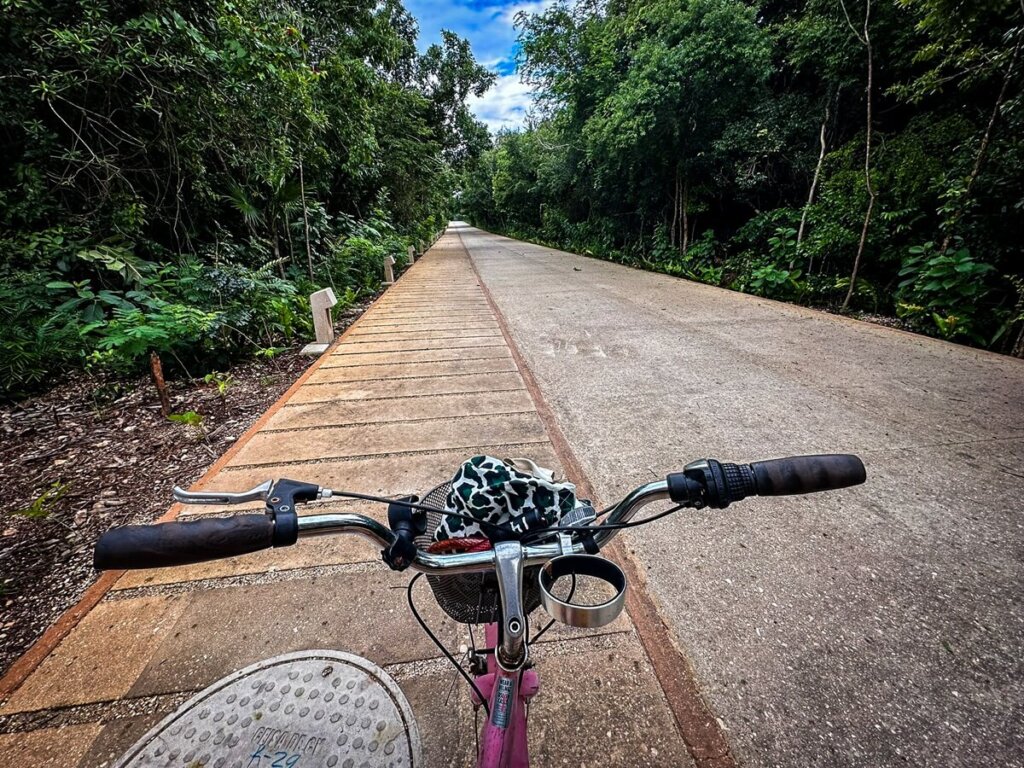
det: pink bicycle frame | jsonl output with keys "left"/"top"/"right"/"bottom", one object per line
{"left": 471, "top": 623, "right": 540, "bottom": 768}
{"left": 465, "top": 542, "right": 541, "bottom": 767}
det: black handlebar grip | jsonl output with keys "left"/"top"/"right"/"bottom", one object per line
{"left": 750, "top": 454, "right": 866, "bottom": 496}
{"left": 668, "top": 454, "right": 866, "bottom": 508}
{"left": 94, "top": 514, "right": 275, "bottom": 570}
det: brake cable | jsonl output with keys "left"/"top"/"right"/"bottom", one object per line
{"left": 520, "top": 503, "right": 685, "bottom": 545}
{"left": 329, "top": 489, "right": 686, "bottom": 548}
{"left": 406, "top": 573, "right": 490, "bottom": 717}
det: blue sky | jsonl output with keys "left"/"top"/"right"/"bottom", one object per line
{"left": 404, "top": 0, "right": 556, "bottom": 132}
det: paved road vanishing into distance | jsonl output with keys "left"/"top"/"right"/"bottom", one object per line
{"left": 458, "top": 222, "right": 1024, "bottom": 767}
{"left": 3, "top": 224, "right": 1020, "bottom": 768}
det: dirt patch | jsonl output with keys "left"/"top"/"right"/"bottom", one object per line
{"left": 0, "top": 301, "right": 371, "bottom": 678}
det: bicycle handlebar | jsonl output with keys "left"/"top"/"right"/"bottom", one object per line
{"left": 94, "top": 453, "right": 865, "bottom": 572}
{"left": 751, "top": 454, "right": 866, "bottom": 495}
{"left": 93, "top": 510, "right": 577, "bottom": 573}
{"left": 667, "top": 454, "right": 866, "bottom": 509}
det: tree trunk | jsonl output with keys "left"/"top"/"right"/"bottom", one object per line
{"left": 681, "top": 179, "right": 690, "bottom": 256}
{"left": 939, "top": 31, "right": 1022, "bottom": 254}
{"left": 284, "top": 209, "right": 295, "bottom": 265}
{"left": 1007, "top": 325, "right": 1024, "bottom": 360}
{"left": 670, "top": 170, "right": 680, "bottom": 249}
{"left": 842, "top": 0, "right": 875, "bottom": 313}
{"left": 1013, "top": 323, "right": 1024, "bottom": 359}
{"left": 798, "top": 101, "right": 830, "bottom": 272}
{"left": 273, "top": 229, "right": 285, "bottom": 279}
{"left": 299, "top": 157, "right": 315, "bottom": 281}
{"left": 149, "top": 351, "right": 171, "bottom": 417}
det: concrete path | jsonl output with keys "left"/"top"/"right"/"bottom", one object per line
{"left": 460, "top": 223, "right": 1024, "bottom": 767}
{"left": 0, "top": 235, "right": 692, "bottom": 767}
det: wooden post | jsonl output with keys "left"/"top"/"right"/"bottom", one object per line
{"left": 150, "top": 351, "right": 171, "bottom": 417}
{"left": 408, "top": 245, "right": 417, "bottom": 264}
{"left": 310, "top": 288, "right": 338, "bottom": 344}
{"left": 384, "top": 254, "right": 396, "bottom": 285}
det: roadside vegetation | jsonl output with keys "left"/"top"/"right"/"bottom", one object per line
{"left": 1, "top": 0, "right": 493, "bottom": 401}
{"left": 460, "top": 0, "right": 1024, "bottom": 354}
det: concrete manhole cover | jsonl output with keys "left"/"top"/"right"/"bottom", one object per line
{"left": 115, "top": 650, "right": 421, "bottom": 768}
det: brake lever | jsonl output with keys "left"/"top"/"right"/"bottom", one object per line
{"left": 172, "top": 479, "right": 329, "bottom": 549}
{"left": 173, "top": 479, "right": 334, "bottom": 507}
{"left": 172, "top": 480, "right": 274, "bottom": 505}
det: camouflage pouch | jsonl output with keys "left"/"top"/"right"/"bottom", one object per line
{"left": 434, "top": 455, "right": 580, "bottom": 542}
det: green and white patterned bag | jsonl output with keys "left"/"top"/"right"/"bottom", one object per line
{"left": 434, "top": 455, "right": 581, "bottom": 542}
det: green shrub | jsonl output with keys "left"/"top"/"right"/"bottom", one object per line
{"left": 827, "top": 276, "right": 879, "bottom": 311}
{"left": 897, "top": 242, "right": 995, "bottom": 342}
{"left": 649, "top": 231, "right": 725, "bottom": 286}
{"left": 0, "top": 271, "right": 86, "bottom": 397}
{"left": 744, "top": 262, "right": 804, "bottom": 299}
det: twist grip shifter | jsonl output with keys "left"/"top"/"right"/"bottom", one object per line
{"left": 666, "top": 459, "right": 754, "bottom": 509}
{"left": 667, "top": 454, "right": 866, "bottom": 509}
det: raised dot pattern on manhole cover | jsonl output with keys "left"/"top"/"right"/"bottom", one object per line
{"left": 114, "top": 650, "right": 421, "bottom": 768}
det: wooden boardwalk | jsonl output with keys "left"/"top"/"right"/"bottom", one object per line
{"left": 0, "top": 232, "right": 692, "bottom": 767}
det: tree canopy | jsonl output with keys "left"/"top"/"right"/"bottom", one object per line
{"left": 1, "top": 0, "right": 493, "bottom": 398}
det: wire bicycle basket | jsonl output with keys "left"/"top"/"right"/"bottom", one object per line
{"left": 414, "top": 482, "right": 543, "bottom": 624}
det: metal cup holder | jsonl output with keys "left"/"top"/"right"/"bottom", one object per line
{"left": 538, "top": 554, "right": 627, "bottom": 628}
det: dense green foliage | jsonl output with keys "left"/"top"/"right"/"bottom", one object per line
{"left": 460, "top": 0, "right": 1024, "bottom": 353}
{"left": 1, "top": 0, "right": 493, "bottom": 398}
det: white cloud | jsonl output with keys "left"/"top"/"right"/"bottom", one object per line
{"left": 467, "top": 73, "right": 536, "bottom": 133}
{"left": 405, "top": 0, "right": 559, "bottom": 131}
{"left": 495, "top": 0, "right": 558, "bottom": 27}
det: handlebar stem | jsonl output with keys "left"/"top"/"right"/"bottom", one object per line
{"left": 493, "top": 542, "right": 527, "bottom": 668}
